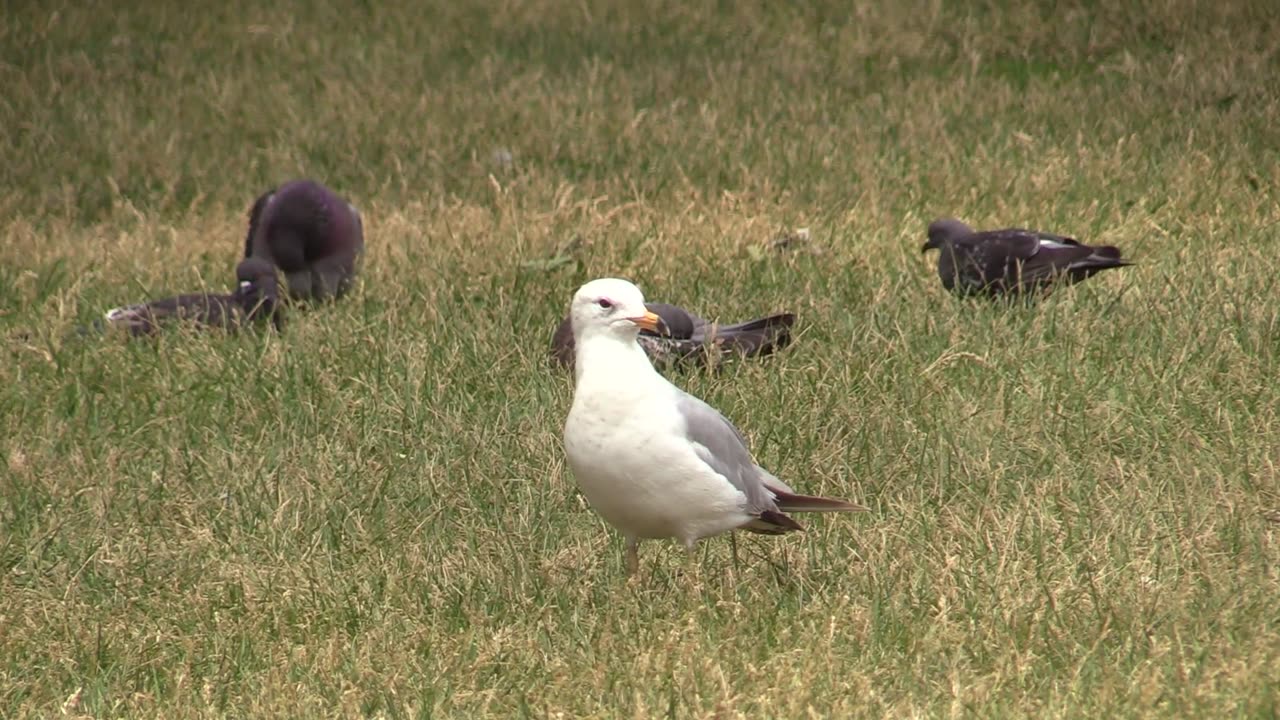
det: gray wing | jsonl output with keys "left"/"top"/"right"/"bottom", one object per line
{"left": 675, "top": 393, "right": 780, "bottom": 513}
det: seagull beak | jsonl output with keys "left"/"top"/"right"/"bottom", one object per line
{"left": 629, "top": 310, "right": 664, "bottom": 333}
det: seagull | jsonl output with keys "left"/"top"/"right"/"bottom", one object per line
{"left": 102, "top": 258, "right": 283, "bottom": 336}
{"left": 243, "top": 179, "right": 365, "bottom": 302}
{"left": 549, "top": 302, "right": 795, "bottom": 369}
{"left": 922, "top": 218, "right": 1132, "bottom": 297}
{"left": 562, "top": 278, "right": 866, "bottom": 574}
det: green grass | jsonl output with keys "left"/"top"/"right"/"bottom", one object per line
{"left": 3, "top": 0, "right": 1280, "bottom": 716}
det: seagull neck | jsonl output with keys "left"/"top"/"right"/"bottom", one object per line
{"left": 573, "top": 333, "right": 655, "bottom": 384}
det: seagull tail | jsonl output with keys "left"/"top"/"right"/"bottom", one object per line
{"left": 744, "top": 510, "right": 805, "bottom": 535}
{"left": 771, "top": 487, "right": 869, "bottom": 514}
{"left": 709, "top": 312, "right": 796, "bottom": 356}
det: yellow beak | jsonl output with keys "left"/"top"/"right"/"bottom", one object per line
{"left": 630, "top": 310, "right": 663, "bottom": 333}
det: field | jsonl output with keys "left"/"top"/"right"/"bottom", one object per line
{"left": 3, "top": 0, "right": 1280, "bottom": 716}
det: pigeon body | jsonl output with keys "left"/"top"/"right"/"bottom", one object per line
{"left": 922, "top": 218, "right": 1131, "bottom": 297}
{"left": 550, "top": 301, "right": 794, "bottom": 369}
{"left": 102, "top": 258, "right": 283, "bottom": 336}
{"left": 561, "top": 278, "right": 865, "bottom": 573}
{"left": 243, "top": 179, "right": 364, "bottom": 302}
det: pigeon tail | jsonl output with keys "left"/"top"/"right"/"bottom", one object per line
{"left": 704, "top": 312, "right": 796, "bottom": 356}
{"left": 104, "top": 305, "right": 144, "bottom": 324}
{"left": 1089, "top": 245, "right": 1127, "bottom": 262}
{"left": 1063, "top": 252, "right": 1133, "bottom": 282}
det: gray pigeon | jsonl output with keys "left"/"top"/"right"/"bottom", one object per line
{"left": 551, "top": 302, "right": 794, "bottom": 369}
{"left": 243, "top": 179, "right": 364, "bottom": 302}
{"left": 102, "top": 258, "right": 284, "bottom": 336}
{"left": 922, "top": 218, "right": 1131, "bottom": 297}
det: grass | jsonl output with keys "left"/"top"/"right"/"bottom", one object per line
{"left": 2, "top": 0, "right": 1280, "bottom": 716}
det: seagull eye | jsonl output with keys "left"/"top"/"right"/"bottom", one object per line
{"left": 596, "top": 298, "right": 613, "bottom": 309}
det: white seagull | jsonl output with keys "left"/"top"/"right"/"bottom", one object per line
{"left": 562, "top": 278, "right": 868, "bottom": 574}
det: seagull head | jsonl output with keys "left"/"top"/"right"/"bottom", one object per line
{"left": 923, "top": 217, "right": 973, "bottom": 253}
{"left": 570, "top": 278, "right": 664, "bottom": 343}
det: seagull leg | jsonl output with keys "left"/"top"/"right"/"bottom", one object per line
{"left": 624, "top": 536, "right": 639, "bottom": 576}
{"left": 682, "top": 537, "right": 701, "bottom": 574}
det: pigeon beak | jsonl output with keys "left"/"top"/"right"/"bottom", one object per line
{"left": 920, "top": 241, "right": 934, "bottom": 254}
{"left": 629, "top": 310, "right": 664, "bottom": 333}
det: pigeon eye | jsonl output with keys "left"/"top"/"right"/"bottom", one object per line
{"left": 596, "top": 298, "right": 613, "bottom": 309}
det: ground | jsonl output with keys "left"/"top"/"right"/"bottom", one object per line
{"left": 2, "top": 0, "right": 1279, "bottom": 717}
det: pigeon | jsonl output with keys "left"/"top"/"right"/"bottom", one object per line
{"left": 243, "top": 179, "right": 364, "bottom": 302}
{"left": 101, "top": 258, "right": 283, "bottom": 336}
{"left": 562, "top": 278, "right": 866, "bottom": 574}
{"left": 922, "top": 218, "right": 1132, "bottom": 297}
{"left": 550, "top": 301, "right": 795, "bottom": 369}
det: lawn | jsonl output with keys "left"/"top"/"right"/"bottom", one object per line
{"left": 2, "top": 0, "right": 1279, "bottom": 717}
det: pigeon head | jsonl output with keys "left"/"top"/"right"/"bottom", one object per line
{"left": 234, "top": 258, "right": 283, "bottom": 327}
{"left": 570, "top": 278, "right": 664, "bottom": 342}
{"left": 923, "top": 218, "right": 974, "bottom": 253}
{"left": 236, "top": 257, "right": 278, "bottom": 291}
{"left": 642, "top": 303, "right": 694, "bottom": 338}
